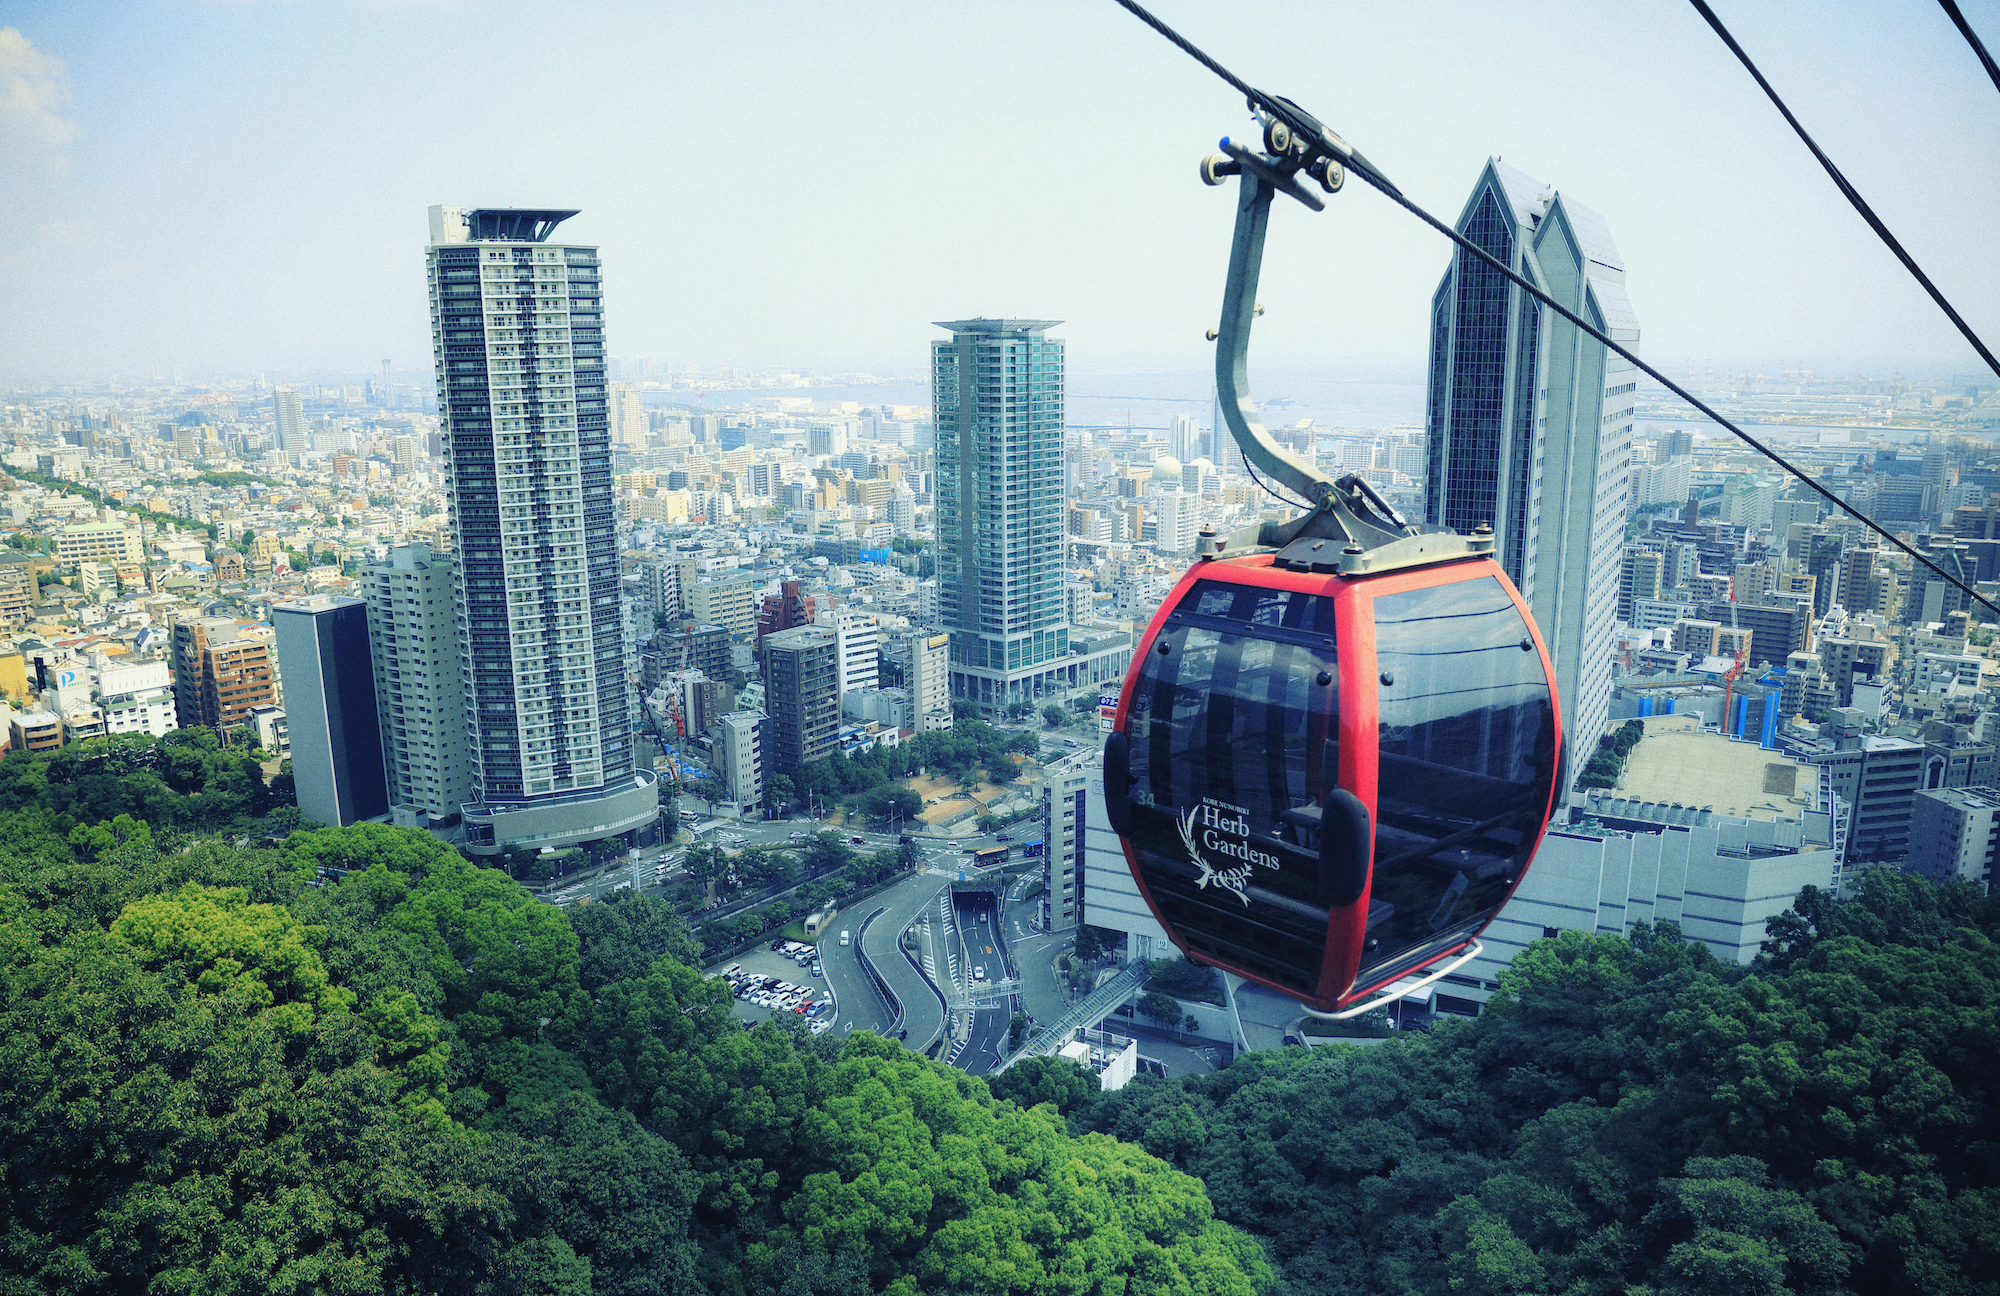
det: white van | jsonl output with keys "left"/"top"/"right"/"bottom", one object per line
{"left": 839, "top": 930, "right": 851, "bottom": 946}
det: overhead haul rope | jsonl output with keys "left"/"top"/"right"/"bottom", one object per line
{"left": 1690, "top": 1, "right": 2000, "bottom": 379}
{"left": 1107, "top": 0, "right": 2000, "bottom": 625}
{"left": 1939, "top": 0, "right": 2000, "bottom": 97}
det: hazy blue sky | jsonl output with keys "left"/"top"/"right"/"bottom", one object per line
{"left": 2, "top": 1, "right": 1996, "bottom": 386}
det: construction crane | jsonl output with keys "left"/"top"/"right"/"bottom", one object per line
{"left": 1721, "top": 590, "right": 1747, "bottom": 737}
{"left": 632, "top": 664, "right": 683, "bottom": 802}
{"left": 632, "top": 619, "right": 699, "bottom": 808}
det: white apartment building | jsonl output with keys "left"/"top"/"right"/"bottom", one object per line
{"left": 1907, "top": 786, "right": 1999, "bottom": 892}
{"left": 1151, "top": 489, "right": 1200, "bottom": 556}
{"left": 98, "top": 659, "right": 177, "bottom": 737}
{"left": 1039, "top": 748, "right": 1095, "bottom": 931}
{"left": 1080, "top": 755, "right": 1171, "bottom": 959}
{"left": 715, "top": 710, "right": 764, "bottom": 814}
{"left": 901, "top": 629, "right": 952, "bottom": 732}
{"left": 1629, "top": 455, "right": 1691, "bottom": 509}
{"left": 817, "top": 610, "right": 879, "bottom": 698}
{"left": 1915, "top": 652, "right": 1984, "bottom": 694}
{"left": 364, "top": 543, "right": 472, "bottom": 824}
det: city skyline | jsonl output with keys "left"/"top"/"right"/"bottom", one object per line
{"left": 3, "top": 4, "right": 1997, "bottom": 384}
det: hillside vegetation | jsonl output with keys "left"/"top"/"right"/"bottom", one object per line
{"left": 1062, "top": 871, "right": 2000, "bottom": 1296}
{"left": 2, "top": 732, "right": 1994, "bottom": 1294}
{"left": 0, "top": 743, "right": 1270, "bottom": 1295}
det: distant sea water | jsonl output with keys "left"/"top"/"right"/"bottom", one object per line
{"left": 651, "top": 373, "right": 1938, "bottom": 459}
{"left": 646, "top": 364, "right": 1428, "bottom": 435}
{"left": 1637, "top": 418, "right": 1926, "bottom": 447}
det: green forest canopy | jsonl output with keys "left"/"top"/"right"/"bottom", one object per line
{"left": 0, "top": 805, "right": 1270, "bottom": 1294}
{"left": 1063, "top": 871, "right": 2000, "bottom": 1296}
{"left": 1, "top": 724, "right": 1995, "bottom": 1294}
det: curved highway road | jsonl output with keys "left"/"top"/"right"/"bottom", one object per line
{"left": 857, "top": 870, "right": 953, "bottom": 1053}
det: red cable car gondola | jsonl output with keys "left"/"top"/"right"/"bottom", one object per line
{"left": 1103, "top": 111, "right": 1564, "bottom": 1017}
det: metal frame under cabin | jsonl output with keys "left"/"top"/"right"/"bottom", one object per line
{"left": 1110, "top": 551, "right": 1563, "bottom": 1014}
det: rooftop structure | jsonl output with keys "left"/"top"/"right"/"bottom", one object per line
{"left": 428, "top": 206, "right": 581, "bottom": 244}
{"left": 1617, "top": 724, "right": 1817, "bottom": 821}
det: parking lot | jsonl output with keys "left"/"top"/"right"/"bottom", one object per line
{"left": 714, "top": 941, "right": 837, "bottom": 1036}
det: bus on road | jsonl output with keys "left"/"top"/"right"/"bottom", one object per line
{"left": 968, "top": 846, "right": 1008, "bottom": 867}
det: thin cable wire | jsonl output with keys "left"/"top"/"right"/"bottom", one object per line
{"left": 1940, "top": 0, "right": 2000, "bottom": 96}
{"left": 1242, "top": 448, "right": 1314, "bottom": 511}
{"left": 1689, "top": 0, "right": 1999, "bottom": 379}
{"left": 1109, "top": 0, "right": 2000, "bottom": 623}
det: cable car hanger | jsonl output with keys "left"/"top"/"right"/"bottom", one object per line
{"left": 1186, "top": 97, "right": 1496, "bottom": 583}
{"left": 1109, "top": 0, "right": 2000, "bottom": 628}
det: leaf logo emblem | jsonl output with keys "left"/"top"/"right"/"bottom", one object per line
{"left": 1180, "top": 805, "right": 1252, "bottom": 906}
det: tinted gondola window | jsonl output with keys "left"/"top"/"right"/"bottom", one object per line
{"left": 1361, "top": 575, "right": 1555, "bottom": 985}
{"left": 1123, "top": 581, "right": 1338, "bottom": 997}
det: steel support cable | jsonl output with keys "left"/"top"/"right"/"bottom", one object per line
{"left": 1107, "top": 0, "right": 2000, "bottom": 624}
{"left": 1689, "top": 0, "right": 2000, "bottom": 379}
{"left": 1939, "top": 0, "right": 2000, "bottom": 97}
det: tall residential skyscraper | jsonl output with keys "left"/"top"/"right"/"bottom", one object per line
{"left": 272, "top": 595, "right": 389, "bottom": 828}
{"left": 609, "top": 381, "right": 646, "bottom": 448}
{"left": 426, "top": 205, "right": 656, "bottom": 857}
{"left": 931, "top": 318, "right": 1067, "bottom": 708}
{"left": 1422, "top": 160, "right": 1637, "bottom": 752}
{"left": 273, "top": 385, "right": 307, "bottom": 459}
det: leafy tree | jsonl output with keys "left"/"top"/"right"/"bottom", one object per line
{"left": 857, "top": 784, "right": 919, "bottom": 825}
{"left": 1041, "top": 704, "right": 1066, "bottom": 728}
{"left": 801, "top": 832, "right": 852, "bottom": 879}
{"left": 987, "top": 1055, "right": 1097, "bottom": 1115}
{"left": 569, "top": 887, "right": 701, "bottom": 991}
{"left": 1074, "top": 922, "right": 1125, "bottom": 961}
{"left": 1148, "top": 955, "right": 1220, "bottom": 1000}
{"left": 1137, "top": 991, "right": 1182, "bottom": 1030}
{"left": 680, "top": 842, "right": 727, "bottom": 901}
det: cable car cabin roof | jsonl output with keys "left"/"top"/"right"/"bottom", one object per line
{"left": 1108, "top": 552, "right": 1562, "bottom": 1012}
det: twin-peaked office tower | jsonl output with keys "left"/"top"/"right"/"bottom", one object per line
{"left": 1423, "top": 159, "right": 1638, "bottom": 754}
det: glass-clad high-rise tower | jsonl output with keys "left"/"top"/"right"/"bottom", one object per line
{"left": 425, "top": 205, "right": 657, "bottom": 856}
{"left": 1422, "top": 160, "right": 1637, "bottom": 753}
{"left": 931, "top": 318, "right": 1067, "bottom": 709}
